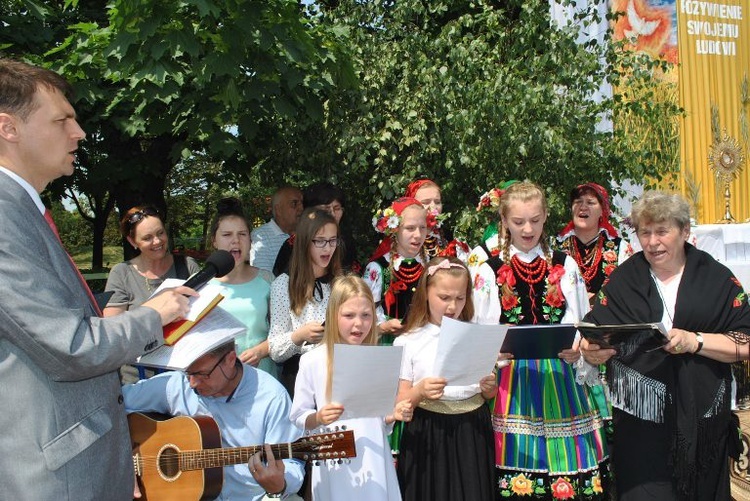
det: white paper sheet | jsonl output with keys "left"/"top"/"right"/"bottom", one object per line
{"left": 433, "top": 317, "right": 508, "bottom": 386}
{"left": 331, "top": 344, "right": 403, "bottom": 419}
{"left": 137, "top": 306, "right": 246, "bottom": 370}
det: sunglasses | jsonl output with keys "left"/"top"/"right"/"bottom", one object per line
{"left": 127, "top": 207, "right": 160, "bottom": 227}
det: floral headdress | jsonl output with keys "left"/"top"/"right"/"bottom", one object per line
{"left": 476, "top": 180, "right": 521, "bottom": 212}
{"left": 477, "top": 180, "right": 521, "bottom": 242}
{"left": 372, "top": 197, "right": 439, "bottom": 235}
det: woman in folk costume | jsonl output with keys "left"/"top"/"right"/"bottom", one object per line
{"left": 363, "top": 197, "right": 432, "bottom": 346}
{"left": 557, "top": 182, "right": 633, "bottom": 306}
{"left": 468, "top": 181, "right": 609, "bottom": 499}
{"left": 403, "top": 179, "right": 469, "bottom": 260}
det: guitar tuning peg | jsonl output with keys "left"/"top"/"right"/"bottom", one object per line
{"left": 336, "top": 458, "right": 343, "bottom": 465}
{"left": 341, "top": 425, "right": 348, "bottom": 431}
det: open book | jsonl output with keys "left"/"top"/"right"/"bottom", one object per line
{"left": 152, "top": 279, "right": 225, "bottom": 345}
{"left": 576, "top": 321, "right": 669, "bottom": 351}
{"left": 137, "top": 305, "right": 246, "bottom": 370}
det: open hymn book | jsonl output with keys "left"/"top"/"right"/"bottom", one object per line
{"left": 137, "top": 279, "right": 246, "bottom": 370}
{"left": 155, "top": 279, "right": 226, "bottom": 345}
{"left": 576, "top": 321, "right": 669, "bottom": 352}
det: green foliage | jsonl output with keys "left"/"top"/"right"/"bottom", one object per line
{"left": 1, "top": 0, "right": 680, "bottom": 262}
{"left": 302, "top": 0, "right": 680, "bottom": 248}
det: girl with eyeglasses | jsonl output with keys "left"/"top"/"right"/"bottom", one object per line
{"left": 273, "top": 182, "right": 361, "bottom": 276}
{"left": 268, "top": 208, "right": 342, "bottom": 397}
{"left": 104, "top": 205, "right": 200, "bottom": 317}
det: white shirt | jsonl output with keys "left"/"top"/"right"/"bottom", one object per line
{"left": 397, "top": 323, "right": 481, "bottom": 400}
{"left": 267, "top": 273, "right": 331, "bottom": 363}
{"left": 250, "top": 219, "right": 288, "bottom": 273}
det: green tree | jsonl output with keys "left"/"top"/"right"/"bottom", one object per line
{"left": 302, "top": 0, "right": 680, "bottom": 248}
{"left": 1, "top": 0, "right": 355, "bottom": 266}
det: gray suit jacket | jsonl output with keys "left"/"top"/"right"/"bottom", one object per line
{"left": 0, "top": 172, "right": 163, "bottom": 500}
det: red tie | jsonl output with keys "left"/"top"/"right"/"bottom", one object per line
{"left": 44, "top": 209, "right": 103, "bottom": 316}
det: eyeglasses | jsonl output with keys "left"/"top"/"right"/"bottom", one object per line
{"left": 311, "top": 237, "right": 340, "bottom": 248}
{"left": 317, "top": 204, "right": 344, "bottom": 215}
{"left": 127, "top": 207, "right": 159, "bottom": 226}
{"left": 184, "top": 352, "right": 229, "bottom": 380}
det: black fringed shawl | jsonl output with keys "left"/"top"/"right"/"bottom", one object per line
{"left": 584, "top": 244, "right": 750, "bottom": 500}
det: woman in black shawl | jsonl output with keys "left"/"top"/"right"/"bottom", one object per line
{"left": 581, "top": 190, "right": 750, "bottom": 501}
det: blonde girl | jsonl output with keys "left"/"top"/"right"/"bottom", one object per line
{"left": 290, "top": 275, "right": 410, "bottom": 500}
{"left": 468, "top": 181, "right": 609, "bottom": 499}
{"left": 364, "top": 197, "right": 431, "bottom": 344}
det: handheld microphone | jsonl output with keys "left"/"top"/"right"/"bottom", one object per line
{"left": 182, "top": 250, "right": 235, "bottom": 291}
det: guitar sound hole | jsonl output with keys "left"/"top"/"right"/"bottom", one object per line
{"left": 158, "top": 447, "right": 181, "bottom": 480}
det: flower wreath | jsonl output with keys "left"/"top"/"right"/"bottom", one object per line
{"left": 476, "top": 180, "right": 521, "bottom": 212}
{"left": 372, "top": 202, "right": 444, "bottom": 235}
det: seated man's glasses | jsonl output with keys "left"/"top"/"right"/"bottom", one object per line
{"left": 184, "top": 351, "right": 229, "bottom": 380}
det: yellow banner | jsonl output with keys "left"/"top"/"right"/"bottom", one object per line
{"left": 677, "top": 0, "right": 749, "bottom": 222}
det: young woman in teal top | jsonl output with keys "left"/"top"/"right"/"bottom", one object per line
{"left": 209, "top": 197, "right": 277, "bottom": 378}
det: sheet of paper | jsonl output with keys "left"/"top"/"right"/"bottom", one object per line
{"left": 331, "top": 344, "right": 403, "bottom": 420}
{"left": 433, "top": 317, "right": 508, "bottom": 386}
{"left": 137, "top": 306, "right": 246, "bottom": 370}
{"left": 155, "top": 278, "right": 224, "bottom": 321}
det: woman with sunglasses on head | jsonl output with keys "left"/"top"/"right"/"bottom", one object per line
{"left": 103, "top": 205, "right": 200, "bottom": 318}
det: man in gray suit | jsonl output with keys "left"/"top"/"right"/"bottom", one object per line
{"left": 0, "top": 59, "right": 196, "bottom": 500}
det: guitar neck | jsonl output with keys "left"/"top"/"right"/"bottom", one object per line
{"left": 180, "top": 443, "right": 294, "bottom": 471}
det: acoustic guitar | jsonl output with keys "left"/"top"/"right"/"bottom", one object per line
{"left": 128, "top": 412, "right": 356, "bottom": 501}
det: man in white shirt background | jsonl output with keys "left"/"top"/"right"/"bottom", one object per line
{"left": 250, "top": 186, "right": 303, "bottom": 273}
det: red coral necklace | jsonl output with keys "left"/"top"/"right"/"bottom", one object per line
{"left": 571, "top": 234, "right": 603, "bottom": 284}
{"left": 510, "top": 254, "right": 547, "bottom": 284}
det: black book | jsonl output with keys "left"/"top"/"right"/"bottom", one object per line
{"left": 500, "top": 324, "right": 578, "bottom": 359}
{"left": 576, "top": 322, "right": 669, "bottom": 351}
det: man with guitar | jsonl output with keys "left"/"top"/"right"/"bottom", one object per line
{"left": 124, "top": 342, "right": 305, "bottom": 500}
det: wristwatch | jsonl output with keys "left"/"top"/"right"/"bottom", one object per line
{"left": 694, "top": 332, "right": 704, "bottom": 354}
{"left": 265, "top": 481, "right": 286, "bottom": 499}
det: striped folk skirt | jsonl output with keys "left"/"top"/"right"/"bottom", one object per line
{"left": 493, "top": 358, "right": 610, "bottom": 499}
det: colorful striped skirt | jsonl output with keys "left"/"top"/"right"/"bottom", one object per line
{"left": 493, "top": 358, "right": 610, "bottom": 499}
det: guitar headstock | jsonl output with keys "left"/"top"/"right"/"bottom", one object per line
{"left": 292, "top": 428, "right": 357, "bottom": 461}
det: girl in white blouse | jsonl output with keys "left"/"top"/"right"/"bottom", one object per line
{"left": 268, "top": 208, "right": 342, "bottom": 396}
{"left": 395, "top": 256, "right": 497, "bottom": 501}
{"left": 290, "top": 275, "right": 411, "bottom": 500}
